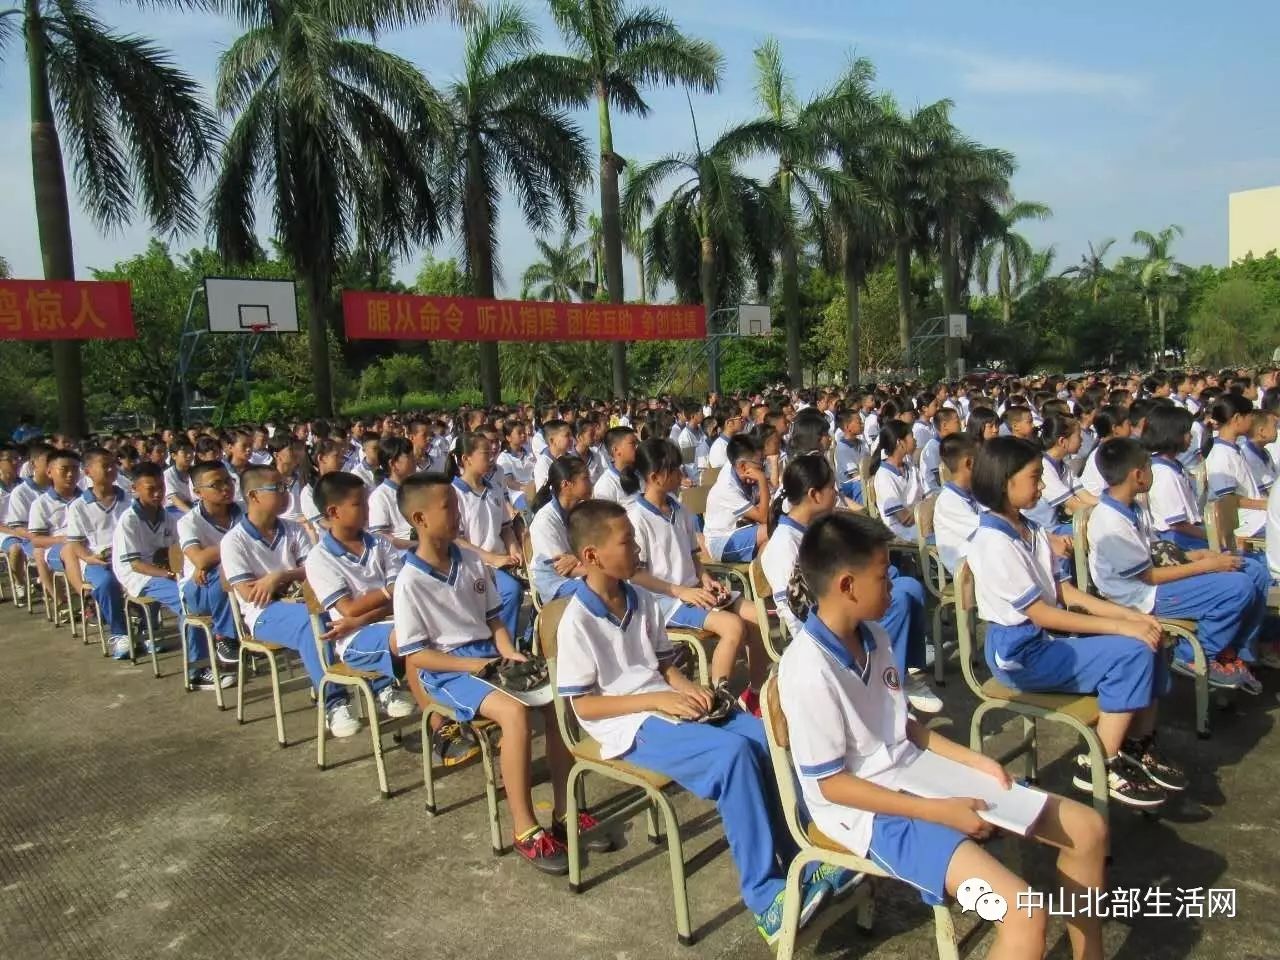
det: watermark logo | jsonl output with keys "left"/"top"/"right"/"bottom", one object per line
{"left": 957, "top": 878, "right": 1007, "bottom": 922}
{"left": 959, "top": 880, "right": 1237, "bottom": 921}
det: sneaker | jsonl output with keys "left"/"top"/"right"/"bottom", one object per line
{"left": 214, "top": 637, "right": 240, "bottom": 666}
{"left": 326, "top": 703, "right": 361, "bottom": 738}
{"left": 14, "top": 584, "right": 27, "bottom": 604}
{"left": 813, "top": 863, "right": 860, "bottom": 899}
{"left": 432, "top": 721, "right": 481, "bottom": 767}
{"left": 754, "top": 878, "right": 831, "bottom": 946}
{"left": 1172, "top": 656, "right": 1242, "bottom": 690}
{"left": 189, "top": 667, "right": 235, "bottom": 691}
{"left": 142, "top": 635, "right": 165, "bottom": 655}
{"left": 1223, "top": 655, "right": 1263, "bottom": 696}
{"left": 737, "top": 685, "right": 761, "bottom": 717}
{"left": 904, "top": 673, "right": 943, "bottom": 714}
{"left": 1254, "top": 641, "right": 1280, "bottom": 670}
{"left": 1121, "top": 736, "right": 1188, "bottom": 792}
{"left": 552, "top": 810, "right": 616, "bottom": 853}
{"left": 110, "top": 635, "right": 132, "bottom": 660}
{"left": 512, "top": 827, "right": 570, "bottom": 875}
{"left": 376, "top": 686, "right": 415, "bottom": 719}
{"left": 1072, "top": 753, "right": 1166, "bottom": 808}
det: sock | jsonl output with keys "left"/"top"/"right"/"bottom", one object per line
{"left": 516, "top": 824, "right": 542, "bottom": 843}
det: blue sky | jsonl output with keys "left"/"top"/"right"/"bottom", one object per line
{"left": 1, "top": 0, "right": 1277, "bottom": 296}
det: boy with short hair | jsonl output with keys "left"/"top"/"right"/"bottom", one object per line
{"left": 348, "top": 435, "right": 382, "bottom": 488}
{"left": 164, "top": 440, "right": 196, "bottom": 517}
{"left": 1, "top": 442, "right": 45, "bottom": 600}
{"left": 28, "top": 449, "right": 81, "bottom": 603}
{"left": 1003, "top": 407, "right": 1035, "bottom": 440}
{"left": 707, "top": 408, "right": 743, "bottom": 469}
{"left": 556, "top": 499, "right": 835, "bottom": 943}
{"left": 64, "top": 448, "right": 131, "bottom": 655}
{"left": 1239, "top": 410, "right": 1278, "bottom": 497}
{"left": 532, "top": 419, "right": 572, "bottom": 491}
{"left": 591, "top": 426, "right": 638, "bottom": 505}
{"left": 303, "top": 471, "right": 414, "bottom": 720}
{"left": 178, "top": 460, "right": 244, "bottom": 680}
{"left": 933, "top": 434, "right": 982, "bottom": 576}
{"left": 703, "top": 434, "right": 770, "bottom": 562}
{"left": 271, "top": 437, "right": 307, "bottom": 522}
{"left": 920, "top": 408, "right": 961, "bottom": 495}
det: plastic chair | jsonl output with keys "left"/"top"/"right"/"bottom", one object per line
{"left": 229, "top": 588, "right": 305, "bottom": 747}
{"left": 170, "top": 545, "right": 229, "bottom": 710}
{"left": 749, "top": 556, "right": 790, "bottom": 662}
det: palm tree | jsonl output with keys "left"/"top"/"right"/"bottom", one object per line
{"left": 1015, "top": 245, "right": 1058, "bottom": 298}
{"left": 520, "top": 233, "right": 592, "bottom": 301}
{"left": 976, "top": 199, "right": 1052, "bottom": 325}
{"left": 551, "top": 0, "right": 721, "bottom": 397}
{"left": 1130, "top": 225, "right": 1185, "bottom": 358}
{"left": 621, "top": 168, "right": 653, "bottom": 302}
{"left": 624, "top": 113, "right": 779, "bottom": 392}
{"left": 6, "top": 1, "right": 218, "bottom": 437}
{"left": 1061, "top": 238, "right": 1116, "bottom": 303}
{"left": 439, "top": 2, "right": 592, "bottom": 404}
{"left": 209, "top": 0, "right": 460, "bottom": 418}
{"left": 585, "top": 213, "right": 605, "bottom": 294}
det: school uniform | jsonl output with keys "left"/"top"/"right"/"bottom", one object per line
{"left": 918, "top": 437, "right": 943, "bottom": 496}
{"left": 910, "top": 421, "right": 935, "bottom": 465}
{"left": 349, "top": 459, "right": 380, "bottom": 489}
{"left": 592, "top": 463, "right": 635, "bottom": 506}
{"left": 0, "top": 479, "right": 16, "bottom": 552}
{"left": 863, "top": 412, "right": 881, "bottom": 447}
{"left": 1238, "top": 438, "right": 1276, "bottom": 498}
{"left": 677, "top": 425, "right": 709, "bottom": 482}
{"left": 496, "top": 447, "right": 536, "bottom": 511}
{"left": 368, "top": 479, "right": 412, "bottom": 544}
{"left": 176, "top": 502, "right": 242, "bottom": 643}
{"left": 277, "top": 473, "right": 306, "bottom": 523}
{"left": 1206, "top": 437, "right": 1266, "bottom": 537}
{"left": 299, "top": 483, "right": 325, "bottom": 531}
{"left": 65, "top": 486, "right": 131, "bottom": 636}
{"left": 778, "top": 612, "right": 962, "bottom": 905}
{"left": 588, "top": 445, "right": 610, "bottom": 486}
{"left": 871, "top": 461, "right": 921, "bottom": 543}
{"left": 1088, "top": 493, "right": 1261, "bottom": 666}
{"left": 27, "top": 488, "right": 76, "bottom": 571}
{"left": 222, "top": 517, "right": 339, "bottom": 710}
{"left": 933, "top": 482, "right": 981, "bottom": 576}
{"left": 532, "top": 449, "right": 558, "bottom": 493}
{"left": 111, "top": 503, "right": 182, "bottom": 617}
{"left": 453, "top": 476, "right": 522, "bottom": 638}
{"left": 528, "top": 498, "right": 579, "bottom": 603}
{"left": 968, "top": 513, "right": 1161, "bottom": 713}
{"left": 627, "top": 495, "right": 707, "bottom": 629}
{"left": 530, "top": 429, "right": 548, "bottom": 456}
{"left": 1179, "top": 421, "right": 1205, "bottom": 471}
{"left": 427, "top": 435, "right": 453, "bottom": 474}
{"left": 1022, "top": 455, "right": 1076, "bottom": 533}
{"left": 393, "top": 544, "right": 502, "bottom": 721}
{"left": 162, "top": 466, "right": 193, "bottom": 519}
{"left": 833, "top": 438, "right": 867, "bottom": 504}
{"left": 703, "top": 467, "right": 760, "bottom": 562}
{"left": 3, "top": 479, "right": 43, "bottom": 558}
{"left": 248, "top": 449, "right": 273, "bottom": 466}
{"left": 1079, "top": 445, "right": 1106, "bottom": 497}
{"left": 707, "top": 434, "right": 730, "bottom": 470}
{"left": 556, "top": 582, "right": 790, "bottom": 916}
{"left": 304, "top": 531, "right": 403, "bottom": 695}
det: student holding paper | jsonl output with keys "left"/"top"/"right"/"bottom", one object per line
{"left": 777, "top": 511, "right": 1108, "bottom": 960}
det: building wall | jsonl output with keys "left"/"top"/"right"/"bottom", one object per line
{"left": 1229, "top": 186, "right": 1280, "bottom": 263}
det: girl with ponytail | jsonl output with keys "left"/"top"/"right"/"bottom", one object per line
{"left": 527, "top": 455, "right": 592, "bottom": 602}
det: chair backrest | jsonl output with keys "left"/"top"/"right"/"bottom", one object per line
{"left": 226, "top": 587, "right": 251, "bottom": 645}
{"left": 536, "top": 598, "right": 584, "bottom": 749}
{"left": 759, "top": 674, "right": 809, "bottom": 850}
{"left": 522, "top": 527, "right": 542, "bottom": 611}
{"left": 914, "top": 495, "right": 948, "bottom": 598}
{"left": 1072, "top": 504, "right": 1095, "bottom": 593}
{"left": 1203, "top": 493, "right": 1239, "bottom": 553}
{"left": 748, "top": 556, "right": 788, "bottom": 658}
{"left": 680, "top": 484, "right": 710, "bottom": 518}
{"left": 680, "top": 444, "right": 696, "bottom": 466}
{"left": 863, "top": 461, "right": 879, "bottom": 519}
{"left": 915, "top": 494, "right": 936, "bottom": 540}
{"left": 521, "top": 482, "right": 536, "bottom": 511}
{"left": 952, "top": 562, "right": 985, "bottom": 698}
{"left": 700, "top": 466, "right": 722, "bottom": 488}
{"left": 300, "top": 581, "right": 333, "bottom": 665}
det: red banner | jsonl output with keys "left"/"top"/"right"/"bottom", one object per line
{"left": 0, "top": 279, "right": 135, "bottom": 340}
{"left": 343, "top": 291, "right": 706, "bottom": 342}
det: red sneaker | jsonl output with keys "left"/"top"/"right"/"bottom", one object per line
{"left": 512, "top": 828, "right": 569, "bottom": 875}
{"left": 737, "top": 686, "right": 761, "bottom": 717}
{"left": 552, "top": 810, "right": 616, "bottom": 852}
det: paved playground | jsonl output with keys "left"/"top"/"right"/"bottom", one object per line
{"left": 1, "top": 600, "right": 1278, "bottom": 960}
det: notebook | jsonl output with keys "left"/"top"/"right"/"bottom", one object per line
{"left": 895, "top": 749, "right": 1049, "bottom": 836}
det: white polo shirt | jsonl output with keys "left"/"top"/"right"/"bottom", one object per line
{"left": 863, "top": 412, "right": 881, "bottom": 446}
{"left": 554, "top": 583, "right": 676, "bottom": 759}
{"left": 1239, "top": 438, "right": 1276, "bottom": 496}
{"left": 453, "top": 476, "right": 507, "bottom": 554}
{"left": 111, "top": 503, "right": 179, "bottom": 596}
{"left": 871, "top": 461, "right": 920, "bottom": 542}
{"left": 707, "top": 435, "right": 729, "bottom": 469}
{"left": 0, "top": 481, "right": 14, "bottom": 532}
{"left": 278, "top": 473, "right": 305, "bottom": 522}
{"left": 1266, "top": 482, "right": 1280, "bottom": 578}
{"left": 5, "top": 479, "right": 42, "bottom": 529}
{"left": 496, "top": 447, "right": 535, "bottom": 505}
{"left": 934, "top": 482, "right": 981, "bottom": 575}
{"left": 703, "top": 466, "right": 757, "bottom": 541}
{"left": 299, "top": 483, "right": 324, "bottom": 528}
{"left": 532, "top": 449, "right": 559, "bottom": 492}
{"left": 967, "top": 513, "right": 1062, "bottom": 630}
{"left": 911, "top": 421, "right": 935, "bottom": 462}
{"left": 66, "top": 486, "right": 131, "bottom": 566}
{"left": 304, "top": 531, "right": 401, "bottom": 656}
{"left": 1023, "top": 455, "right": 1075, "bottom": 528}
{"left": 1086, "top": 494, "right": 1156, "bottom": 612}
{"left": 919, "top": 437, "right": 943, "bottom": 495}
{"left": 1147, "top": 456, "right": 1201, "bottom": 532}
{"left": 221, "top": 517, "right": 312, "bottom": 631}
{"left": 759, "top": 516, "right": 806, "bottom": 638}
{"left": 1080, "top": 445, "right": 1106, "bottom": 496}
{"left": 592, "top": 465, "right": 635, "bottom": 506}
{"left": 834, "top": 437, "right": 867, "bottom": 485}
{"left": 530, "top": 430, "right": 548, "bottom": 455}
{"left": 349, "top": 459, "right": 379, "bottom": 489}
{"left": 1180, "top": 421, "right": 1205, "bottom": 470}
{"left": 368, "top": 479, "right": 412, "bottom": 542}
{"left": 176, "top": 502, "right": 242, "bottom": 580}
{"left": 27, "top": 488, "right": 77, "bottom": 538}
{"left": 626, "top": 495, "right": 699, "bottom": 589}
{"left": 529, "top": 498, "right": 573, "bottom": 601}
{"left": 1206, "top": 438, "right": 1265, "bottom": 536}
{"left": 163, "top": 467, "right": 193, "bottom": 509}
{"left": 392, "top": 544, "right": 499, "bottom": 655}
{"left": 777, "top": 613, "right": 914, "bottom": 858}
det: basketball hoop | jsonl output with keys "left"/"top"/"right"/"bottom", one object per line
{"left": 247, "top": 323, "right": 273, "bottom": 335}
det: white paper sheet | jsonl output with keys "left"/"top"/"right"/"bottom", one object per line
{"left": 895, "top": 750, "right": 1049, "bottom": 836}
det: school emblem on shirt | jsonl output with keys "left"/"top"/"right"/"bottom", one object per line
{"left": 882, "top": 667, "right": 900, "bottom": 691}
{"left": 474, "top": 579, "right": 487, "bottom": 594}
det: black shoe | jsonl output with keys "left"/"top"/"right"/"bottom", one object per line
{"left": 1122, "top": 736, "right": 1188, "bottom": 792}
{"left": 1072, "top": 753, "right": 1167, "bottom": 808}
{"left": 552, "top": 810, "right": 617, "bottom": 852}
{"left": 188, "top": 667, "right": 234, "bottom": 691}
{"left": 215, "top": 637, "right": 241, "bottom": 665}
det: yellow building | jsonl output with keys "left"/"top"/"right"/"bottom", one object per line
{"left": 1229, "top": 186, "right": 1280, "bottom": 263}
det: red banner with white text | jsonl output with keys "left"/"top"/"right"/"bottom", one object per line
{"left": 343, "top": 291, "right": 706, "bottom": 342}
{"left": 0, "top": 279, "right": 135, "bottom": 340}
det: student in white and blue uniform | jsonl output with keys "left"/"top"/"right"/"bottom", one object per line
{"left": 968, "top": 436, "right": 1182, "bottom": 808}
{"left": 163, "top": 441, "right": 194, "bottom": 519}
{"left": 532, "top": 421, "right": 573, "bottom": 492}
{"left": 28, "top": 450, "right": 80, "bottom": 577}
{"left": 1238, "top": 414, "right": 1277, "bottom": 499}
{"left": 931, "top": 435, "right": 982, "bottom": 577}
{"left": 591, "top": 426, "right": 638, "bottom": 506}
{"left": 1204, "top": 393, "right": 1268, "bottom": 539}
{"left": 177, "top": 462, "right": 242, "bottom": 656}
{"left": 368, "top": 436, "right": 416, "bottom": 549}
{"left": 528, "top": 455, "right": 593, "bottom": 603}
{"left": 3, "top": 443, "right": 51, "bottom": 564}
{"left": 496, "top": 422, "right": 536, "bottom": 512}
{"left": 64, "top": 449, "right": 131, "bottom": 644}
{"left": 111, "top": 465, "right": 183, "bottom": 648}
{"left": 703, "top": 434, "right": 770, "bottom": 562}
{"left": 832, "top": 410, "right": 866, "bottom": 504}
{"left": 868, "top": 421, "right": 921, "bottom": 542}
{"left": 452, "top": 434, "right": 523, "bottom": 638}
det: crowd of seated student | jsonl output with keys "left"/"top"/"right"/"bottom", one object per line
{"left": 8, "top": 368, "right": 1280, "bottom": 948}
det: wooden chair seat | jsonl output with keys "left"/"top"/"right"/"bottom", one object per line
{"left": 1159, "top": 618, "right": 1197, "bottom": 635}
{"left": 570, "top": 737, "right": 672, "bottom": 790}
{"left": 326, "top": 662, "right": 383, "bottom": 681}
{"left": 804, "top": 821, "right": 847, "bottom": 853}
{"left": 184, "top": 613, "right": 215, "bottom": 627}
{"left": 242, "top": 638, "right": 285, "bottom": 652}
{"left": 128, "top": 593, "right": 158, "bottom": 606}
{"left": 978, "top": 678, "right": 1099, "bottom": 725}
{"left": 668, "top": 627, "right": 715, "bottom": 643}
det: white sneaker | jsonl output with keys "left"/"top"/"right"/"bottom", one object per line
{"left": 377, "top": 686, "right": 415, "bottom": 719}
{"left": 905, "top": 672, "right": 943, "bottom": 714}
{"left": 110, "top": 635, "right": 132, "bottom": 660}
{"left": 327, "top": 703, "right": 361, "bottom": 738}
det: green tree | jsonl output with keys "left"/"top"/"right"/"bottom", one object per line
{"left": 414, "top": 254, "right": 471, "bottom": 296}
{"left": 5, "top": 0, "right": 219, "bottom": 437}
{"left": 520, "top": 233, "right": 592, "bottom": 301}
{"left": 208, "top": 0, "right": 459, "bottom": 418}
{"left": 1061, "top": 238, "right": 1116, "bottom": 304}
{"left": 1188, "top": 277, "right": 1280, "bottom": 368}
{"left": 976, "top": 199, "right": 1052, "bottom": 325}
{"left": 551, "top": 0, "right": 721, "bottom": 397}
{"left": 1123, "top": 224, "right": 1186, "bottom": 359}
{"left": 809, "top": 262, "right": 907, "bottom": 378}
{"left": 438, "top": 2, "right": 592, "bottom": 404}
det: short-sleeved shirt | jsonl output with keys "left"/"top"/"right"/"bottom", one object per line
{"left": 221, "top": 517, "right": 312, "bottom": 631}
{"left": 592, "top": 466, "right": 635, "bottom": 506}
{"left": 554, "top": 582, "right": 676, "bottom": 759}
{"left": 532, "top": 450, "right": 558, "bottom": 492}
{"left": 392, "top": 544, "right": 499, "bottom": 656}
{"left": 368, "top": 479, "right": 411, "bottom": 542}
{"left": 299, "top": 483, "right": 324, "bottom": 528}
{"left": 496, "top": 448, "right": 536, "bottom": 504}
{"left": 66, "top": 486, "right": 131, "bottom": 565}
{"left": 1023, "top": 455, "right": 1075, "bottom": 528}
{"left": 1080, "top": 445, "right": 1106, "bottom": 496}
{"left": 278, "top": 473, "right": 305, "bottom": 522}
{"left": 1206, "top": 438, "right": 1265, "bottom": 536}
{"left": 933, "top": 483, "right": 981, "bottom": 575}
{"left": 919, "top": 437, "right": 943, "bottom": 495}
{"left": 349, "top": 460, "right": 379, "bottom": 489}
{"left": 777, "top": 613, "right": 913, "bottom": 857}
{"left": 27, "top": 488, "right": 77, "bottom": 538}
{"left": 1266, "top": 482, "right": 1280, "bottom": 579}
{"left": 163, "top": 467, "right": 193, "bottom": 508}
{"left": 304, "top": 531, "right": 402, "bottom": 656}
{"left": 4, "top": 479, "right": 42, "bottom": 530}
{"left": 703, "top": 466, "right": 757, "bottom": 541}
{"left": 529, "top": 498, "right": 573, "bottom": 600}
{"left": 111, "top": 503, "right": 179, "bottom": 596}
{"left": 967, "top": 513, "right": 1063, "bottom": 632}
{"left": 834, "top": 437, "right": 867, "bottom": 484}
{"left": 1147, "top": 456, "right": 1201, "bottom": 532}
{"left": 1087, "top": 494, "right": 1156, "bottom": 612}
{"left": 452, "top": 476, "right": 508, "bottom": 554}
{"left": 176, "top": 502, "right": 242, "bottom": 580}
{"left": 707, "top": 435, "right": 730, "bottom": 469}
{"left": 626, "top": 495, "right": 699, "bottom": 589}
{"left": 1239, "top": 438, "right": 1276, "bottom": 497}
{"left": 760, "top": 516, "right": 807, "bottom": 638}
{"left": 871, "top": 461, "right": 921, "bottom": 542}
{"left": 1179, "top": 421, "right": 1205, "bottom": 470}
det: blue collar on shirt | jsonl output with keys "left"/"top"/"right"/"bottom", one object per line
{"left": 879, "top": 460, "right": 903, "bottom": 477}
{"left": 1244, "top": 440, "right": 1272, "bottom": 464}
{"left": 634, "top": 494, "right": 680, "bottom": 522}
{"left": 381, "top": 479, "right": 400, "bottom": 492}
{"left": 1211, "top": 437, "right": 1238, "bottom": 452}
{"left": 322, "top": 530, "right": 375, "bottom": 563}
{"left": 803, "top": 611, "right": 876, "bottom": 682}
{"left": 82, "top": 484, "right": 126, "bottom": 505}
{"left": 452, "top": 475, "right": 489, "bottom": 499}
{"left": 1044, "top": 454, "right": 1064, "bottom": 475}
{"left": 1100, "top": 492, "right": 1139, "bottom": 526}
{"left": 838, "top": 437, "right": 861, "bottom": 448}
{"left": 549, "top": 496, "right": 570, "bottom": 524}
{"left": 198, "top": 501, "right": 240, "bottom": 532}
{"left": 131, "top": 499, "right": 166, "bottom": 529}
{"left": 978, "top": 511, "right": 1039, "bottom": 542}
{"left": 777, "top": 515, "right": 807, "bottom": 534}
{"left": 238, "top": 515, "right": 282, "bottom": 549}
{"left": 942, "top": 482, "right": 977, "bottom": 509}
{"left": 46, "top": 488, "right": 75, "bottom": 505}
{"left": 575, "top": 580, "right": 638, "bottom": 630}
{"left": 403, "top": 543, "right": 461, "bottom": 584}
{"left": 22, "top": 478, "right": 42, "bottom": 493}
{"left": 1152, "top": 455, "right": 1183, "bottom": 474}
{"left": 729, "top": 468, "right": 755, "bottom": 500}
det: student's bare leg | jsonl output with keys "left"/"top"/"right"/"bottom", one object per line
{"left": 731, "top": 598, "right": 769, "bottom": 689}
{"left": 703, "top": 609, "right": 745, "bottom": 686}
{"left": 540, "top": 703, "right": 572, "bottom": 819}
{"left": 1095, "top": 710, "right": 1136, "bottom": 757}
{"left": 1126, "top": 704, "right": 1158, "bottom": 740}
{"left": 945, "top": 841, "right": 1046, "bottom": 960}
{"left": 1028, "top": 794, "right": 1108, "bottom": 960}
{"left": 401, "top": 651, "right": 446, "bottom": 734}
{"left": 34, "top": 551, "right": 52, "bottom": 597}
{"left": 477, "top": 692, "right": 538, "bottom": 835}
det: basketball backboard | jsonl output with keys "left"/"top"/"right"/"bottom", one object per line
{"left": 738, "top": 304, "right": 771, "bottom": 337}
{"left": 204, "top": 277, "right": 299, "bottom": 333}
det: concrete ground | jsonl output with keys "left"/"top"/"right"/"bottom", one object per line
{"left": 1, "top": 598, "right": 1279, "bottom": 960}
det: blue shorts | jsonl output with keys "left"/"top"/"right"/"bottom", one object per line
{"left": 20, "top": 540, "right": 36, "bottom": 560}
{"left": 708, "top": 524, "right": 758, "bottom": 563}
{"left": 46, "top": 547, "right": 65, "bottom": 573}
{"left": 839, "top": 479, "right": 864, "bottom": 505}
{"left": 664, "top": 599, "right": 711, "bottom": 629}
{"left": 1, "top": 536, "right": 20, "bottom": 553}
{"left": 418, "top": 639, "right": 500, "bottom": 722}
{"left": 866, "top": 814, "right": 967, "bottom": 906}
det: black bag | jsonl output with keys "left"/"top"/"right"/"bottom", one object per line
{"left": 1150, "top": 539, "right": 1189, "bottom": 568}
{"left": 477, "top": 655, "right": 550, "bottom": 693}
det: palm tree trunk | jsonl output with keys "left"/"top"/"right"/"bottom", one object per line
{"left": 700, "top": 230, "right": 719, "bottom": 395}
{"left": 465, "top": 137, "right": 500, "bottom": 405}
{"left": 27, "top": 3, "right": 85, "bottom": 439}
{"left": 302, "top": 275, "right": 335, "bottom": 417}
{"left": 635, "top": 245, "right": 647, "bottom": 303}
{"left": 999, "top": 247, "right": 1012, "bottom": 325}
{"left": 939, "top": 217, "right": 959, "bottom": 376}
{"left": 781, "top": 230, "right": 803, "bottom": 389}
{"left": 894, "top": 238, "right": 912, "bottom": 359}
{"left": 596, "top": 85, "right": 628, "bottom": 399}
{"left": 1157, "top": 298, "right": 1167, "bottom": 360}
{"left": 842, "top": 233, "right": 860, "bottom": 387}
